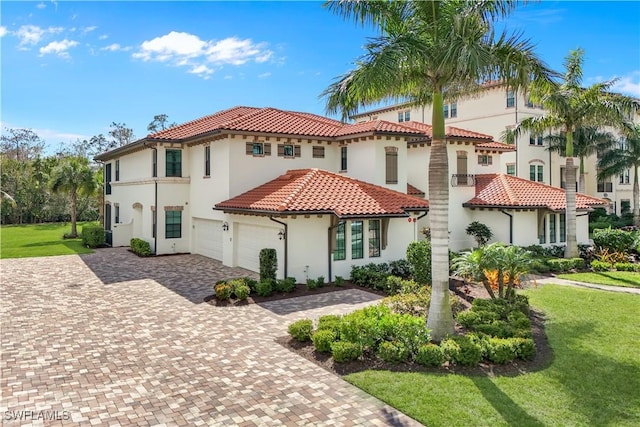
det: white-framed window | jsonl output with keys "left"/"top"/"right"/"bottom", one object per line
{"left": 506, "top": 90, "right": 515, "bottom": 108}
{"left": 444, "top": 103, "right": 457, "bottom": 118}
{"left": 398, "top": 110, "right": 410, "bottom": 122}
{"left": 506, "top": 164, "right": 516, "bottom": 176}
{"left": 620, "top": 169, "right": 630, "bottom": 184}
{"left": 478, "top": 155, "right": 493, "bottom": 166}
{"left": 246, "top": 142, "right": 271, "bottom": 157}
{"left": 529, "top": 134, "right": 543, "bottom": 146}
{"left": 278, "top": 144, "right": 301, "bottom": 158}
{"left": 530, "top": 164, "right": 544, "bottom": 182}
{"left": 340, "top": 146, "right": 348, "bottom": 171}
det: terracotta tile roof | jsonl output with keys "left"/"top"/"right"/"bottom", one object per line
{"left": 476, "top": 141, "right": 515, "bottom": 151}
{"left": 148, "top": 106, "right": 420, "bottom": 141}
{"left": 407, "top": 183, "right": 425, "bottom": 197}
{"left": 215, "top": 168, "right": 429, "bottom": 217}
{"left": 464, "top": 174, "right": 608, "bottom": 211}
{"left": 402, "top": 121, "right": 494, "bottom": 141}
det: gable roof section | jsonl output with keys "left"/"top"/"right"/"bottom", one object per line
{"left": 215, "top": 168, "right": 429, "bottom": 218}
{"left": 407, "top": 183, "right": 425, "bottom": 197}
{"left": 150, "top": 106, "right": 260, "bottom": 140}
{"left": 402, "top": 121, "right": 494, "bottom": 141}
{"left": 464, "top": 174, "right": 608, "bottom": 211}
{"left": 476, "top": 141, "right": 515, "bottom": 152}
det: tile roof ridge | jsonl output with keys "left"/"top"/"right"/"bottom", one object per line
{"left": 147, "top": 105, "right": 257, "bottom": 138}
{"left": 285, "top": 110, "right": 344, "bottom": 127}
{"left": 277, "top": 168, "right": 319, "bottom": 211}
{"left": 497, "top": 173, "right": 519, "bottom": 205}
{"left": 221, "top": 106, "right": 276, "bottom": 127}
{"left": 446, "top": 125, "right": 493, "bottom": 140}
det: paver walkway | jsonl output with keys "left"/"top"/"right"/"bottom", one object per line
{"left": 0, "top": 248, "right": 422, "bottom": 426}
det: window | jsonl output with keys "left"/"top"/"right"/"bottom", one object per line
{"left": 105, "top": 204, "right": 111, "bottom": 230}
{"left": 539, "top": 216, "right": 546, "bottom": 244}
{"left": 456, "top": 151, "right": 468, "bottom": 184}
{"left": 105, "top": 163, "right": 112, "bottom": 195}
{"left": 450, "top": 102, "right": 457, "bottom": 118}
{"left": 165, "top": 210, "right": 182, "bottom": 239}
{"left": 115, "top": 205, "right": 120, "bottom": 224}
{"left": 351, "top": 221, "right": 363, "bottom": 259}
{"left": 443, "top": 103, "right": 457, "bottom": 119}
{"left": 334, "top": 222, "right": 346, "bottom": 260}
{"left": 115, "top": 160, "right": 120, "bottom": 181}
{"left": 559, "top": 214, "right": 566, "bottom": 243}
{"left": 549, "top": 214, "right": 556, "bottom": 244}
{"left": 621, "top": 200, "right": 631, "bottom": 215}
{"left": 152, "top": 209, "right": 157, "bottom": 238}
{"left": 529, "top": 134, "right": 543, "bottom": 146}
{"left": 152, "top": 149, "right": 157, "bottom": 177}
{"left": 204, "top": 146, "right": 211, "bottom": 176}
{"left": 597, "top": 180, "right": 613, "bottom": 193}
{"left": 530, "top": 164, "right": 543, "bottom": 182}
{"left": 443, "top": 104, "right": 449, "bottom": 119}
{"left": 369, "top": 220, "right": 381, "bottom": 257}
{"left": 166, "top": 149, "right": 182, "bottom": 177}
{"left": 620, "top": 169, "right": 630, "bottom": 184}
{"left": 312, "top": 146, "right": 325, "bottom": 158}
{"left": 506, "top": 90, "right": 515, "bottom": 108}
{"left": 277, "top": 144, "right": 301, "bottom": 158}
{"left": 385, "top": 147, "right": 398, "bottom": 184}
{"left": 398, "top": 111, "right": 404, "bottom": 122}
{"left": 340, "top": 146, "right": 348, "bottom": 171}
{"left": 478, "top": 155, "right": 493, "bottom": 166}
{"left": 506, "top": 164, "right": 516, "bottom": 176}
{"left": 398, "top": 110, "right": 410, "bottom": 122}
{"left": 246, "top": 142, "right": 271, "bottom": 156}
{"left": 405, "top": 111, "right": 410, "bottom": 122}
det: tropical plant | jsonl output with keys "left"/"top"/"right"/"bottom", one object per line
{"left": 465, "top": 221, "right": 493, "bottom": 247}
{"left": 512, "top": 49, "right": 638, "bottom": 258}
{"left": 598, "top": 124, "right": 640, "bottom": 226}
{"left": 322, "top": 0, "right": 554, "bottom": 340}
{"left": 544, "top": 126, "right": 618, "bottom": 193}
{"left": 49, "top": 156, "right": 98, "bottom": 237}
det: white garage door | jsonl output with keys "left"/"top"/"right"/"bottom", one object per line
{"left": 236, "top": 224, "right": 279, "bottom": 273}
{"left": 193, "top": 218, "right": 223, "bottom": 261}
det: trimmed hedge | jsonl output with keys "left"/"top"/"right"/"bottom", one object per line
{"left": 259, "top": 248, "right": 277, "bottom": 282}
{"left": 288, "top": 319, "right": 313, "bottom": 342}
{"left": 82, "top": 224, "right": 105, "bottom": 248}
{"left": 130, "top": 238, "right": 152, "bottom": 256}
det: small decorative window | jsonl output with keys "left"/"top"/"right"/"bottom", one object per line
{"left": 312, "top": 146, "right": 325, "bottom": 158}
{"left": 246, "top": 142, "right": 271, "bottom": 156}
{"left": 277, "top": 144, "right": 301, "bottom": 158}
{"left": 253, "top": 143, "right": 264, "bottom": 156}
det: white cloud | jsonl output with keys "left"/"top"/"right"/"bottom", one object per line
{"left": 99, "top": 34, "right": 108, "bottom": 40}
{"left": 39, "top": 39, "right": 79, "bottom": 58}
{"left": 82, "top": 26, "right": 98, "bottom": 34}
{"left": 100, "top": 43, "right": 131, "bottom": 52}
{"left": 612, "top": 71, "right": 640, "bottom": 98}
{"left": 0, "top": 27, "right": 7, "bottom": 38}
{"left": 36, "top": 3, "right": 46, "bottom": 9}
{"left": 16, "top": 25, "right": 45, "bottom": 47}
{"left": 258, "top": 72, "right": 271, "bottom": 79}
{"left": 133, "top": 31, "right": 274, "bottom": 79}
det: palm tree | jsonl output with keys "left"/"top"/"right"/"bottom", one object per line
{"left": 513, "top": 49, "right": 637, "bottom": 258}
{"left": 598, "top": 124, "right": 640, "bottom": 227}
{"left": 545, "top": 127, "right": 618, "bottom": 193}
{"left": 322, "top": 0, "right": 554, "bottom": 340}
{"left": 50, "top": 156, "right": 97, "bottom": 237}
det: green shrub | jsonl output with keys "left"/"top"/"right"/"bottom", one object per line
{"left": 214, "top": 282, "right": 233, "bottom": 300}
{"left": 316, "top": 276, "right": 325, "bottom": 288}
{"left": 350, "top": 263, "right": 390, "bottom": 290}
{"left": 389, "top": 259, "right": 412, "bottom": 278}
{"left": 377, "top": 341, "right": 410, "bottom": 363}
{"left": 512, "top": 337, "right": 536, "bottom": 360}
{"left": 331, "top": 341, "right": 362, "bottom": 362}
{"left": 275, "top": 277, "right": 296, "bottom": 293}
{"left": 386, "top": 314, "right": 431, "bottom": 355}
{"left": 485, "top": 337, "right": 518, "bottom": 364}
{"left": 130, "top": 238, "right": 152, "bottom": 256}
{"left": 82, "top": 224, "right": 105, "bottom": 248}
{"left": 311, "top": 329, "right": 338, "bottom": 353}
{"left": 334, "top": 276, "right": 345, "bottom": 287}
{"left": 416, "top": 344, "right": 445, "bottom": 367}
{"left": 317, "top": 315, "right": 341, "bottom": 333}
{"left": 339, "top": 305, "right": 391, "bottom": 350}
{"left": 466, "top": 221, "right": 493, "bottom": 247}
{"left": 306, "top": 278, "right": 318, "bottom": 290}
{"left": 546, "top": 258, "right": 583, "bottom": 273}
{"left": 381, "top": 289, "right": 431, "bottom": 317}
{"left": 244, "top": 277, "right": 259, "bottom": 293}
{"left": 591, "top": 260, "right": 612, "bottom": 272}
{"left": 288, "top": 319, "right": 313, "bottom": 342}
{"left": 406, "top": 240, "right": 432, "bottom": 285}
{"left": 614, "top": 262, "right": 640, "bottom": 272}
{"left": 458, "top": 297, "right": 531, "bottom": 339}
{"left": 231, "top": 279, "right": 250, "bottom": 301}
{"left": 256, "top": 280, "right": 274, "bottom": 297}
{"left": 259, "top": 248, "right": 277, "bottom": 282}
{"left": 441, "top": 335, "right": 482, "bottom": 366}
{"left": 593, "top": 228, "right": 637, "bottom": 254}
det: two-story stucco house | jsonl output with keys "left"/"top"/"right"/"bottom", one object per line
{"left": 95, "top": 106, "right": 606, "bottom": 282}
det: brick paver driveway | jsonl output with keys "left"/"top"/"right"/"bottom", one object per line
{"left": 1, "top": 248, "right": 422, "bottom": 426}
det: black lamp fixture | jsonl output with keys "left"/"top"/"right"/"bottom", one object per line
{"left": 278, "top": 229, "right": 285, "bottom": 240}
{"left": 222, "top": 222, "right": 229, "bottom": 231}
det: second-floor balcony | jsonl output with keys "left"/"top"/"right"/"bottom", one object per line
{"left": 451, "top": 174, "right": 476, "bottom": 187}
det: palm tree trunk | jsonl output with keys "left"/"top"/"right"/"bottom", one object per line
{"left": 579, "top": 156, "right": 586, "bottom": 194}
{"left": 426, "top": 90, "right": 454, "bottom": 341}
{"left": 565, "top": 157, "right": 579, "bottom": 257}
{"left": 70, "top": 189, "right": 78, "bottom": 237}
{"left": 634, "top": 164, "right": 640, "bottom": 227}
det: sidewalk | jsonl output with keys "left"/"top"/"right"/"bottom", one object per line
{"left": 534, "top": 276, "right": 640, "bottom": 295}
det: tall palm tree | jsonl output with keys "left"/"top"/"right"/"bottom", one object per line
{"left": 513, "top": 49, "right": 637, "bottom": 258}
{"left": 322, "top": 0, "right": 554, "bottom": 340}
{"left": 545, "top": 126, "right": 618, "bottom": 193}
{"left": 50, "top": 156, "right": 97, "bottom": 237}
{"left": 598, "top": 124, "right": 640, "bottom": 227}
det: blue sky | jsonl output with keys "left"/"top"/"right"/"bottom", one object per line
{"left": 1, "top": 1, "right": 639, "bottom": 152}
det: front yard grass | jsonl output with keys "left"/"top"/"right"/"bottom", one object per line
{"left": 0, "top": 222, "right": 96, "bottom": 259}
{"left": 557, "top": 271, "right": 640, "bottom": 288}
{"left": 345, "top": 285, "right": 640, "bottom": 426}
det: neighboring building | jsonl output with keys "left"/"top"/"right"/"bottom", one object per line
{"left": 351, "top": 82, "right": 638, "bottom": 216}
{"left": 95, "top": 106, "right": 605, "bottom": 281}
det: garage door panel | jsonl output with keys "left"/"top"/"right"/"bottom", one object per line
{"left": 237, "top": 224, "right": 279, "bottom": 273}
{"left": 194, "top": 219, "right": 223, "bottom": 260}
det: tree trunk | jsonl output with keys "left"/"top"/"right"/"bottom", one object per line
{"left": 579, "top": 156, "right": 586, "bottom": 194}
{"left": 634, "top": 165, "right": 640, "bottom": 227}
{"left": 70, "top": 189, "right": 78, "bottom": 237}
{"left": 426, "top": 90, "right": 454, "bottom": 341}
{"left": 564, "top": 157, "right": 579, "bottom": 257}
{"left": 482, "top": 280, "right": 497, "bottom": 299}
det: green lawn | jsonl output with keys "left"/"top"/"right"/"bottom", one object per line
{"left": 557, "top": 271, "right": 640, "bottom": 288}
{"left": 345, "top": 286, "right": 640, "bottom": 426}
{"left": 0, "top": 222, "right": 96, "bottom": 259}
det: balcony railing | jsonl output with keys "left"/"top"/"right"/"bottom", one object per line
{"left": 451, "top": 174, "right": 476, "bottom": 187}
